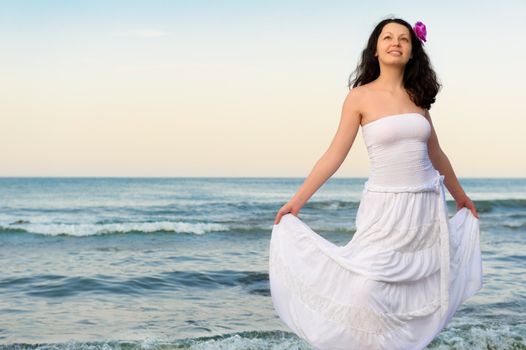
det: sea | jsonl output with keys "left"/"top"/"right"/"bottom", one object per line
{"left": 0, "top": 176, "right": 524, "bottom": 349}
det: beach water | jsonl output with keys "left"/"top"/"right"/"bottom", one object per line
{"left": 0, "top": 176, "right": 524, "bottom": 349}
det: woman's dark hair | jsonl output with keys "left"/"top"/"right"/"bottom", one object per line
{"left": 348, "top": 17, "right": 441, "bottom": 110}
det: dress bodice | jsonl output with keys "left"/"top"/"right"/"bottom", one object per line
{"left": 361, "top": 113, "right": 437, "bottom": 187}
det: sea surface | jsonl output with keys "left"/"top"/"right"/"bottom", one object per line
{"left": 0, "top": 177, "right": 524, "bottom": 349}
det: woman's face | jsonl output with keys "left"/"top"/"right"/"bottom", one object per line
{"left": 375, "top": 22, "right": 413, "bottom": 65}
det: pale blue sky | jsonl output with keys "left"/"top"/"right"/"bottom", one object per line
{"left": 1, "top": 0, "right": 524, "bottom": 177}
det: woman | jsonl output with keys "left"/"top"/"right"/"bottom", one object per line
{"left": 269, "top": 17, "right": 482, "bottom": 350}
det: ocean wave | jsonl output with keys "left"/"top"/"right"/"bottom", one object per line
{"left": 503, "top": 222, "right": 526, "bottom": 230}
{"left": 475, "top": 199, "right": 526, "bottom": 212}
{"left": 0, "top": 221, "right": 230, "bottom": 236}
{"left": 305, "top": 200, "right": 360, "bottom": 210}
{"left": 0, "top": 270, "right": 269, "bottom": 297}
{"left": 0, "top": 331, "right": 307, "bottom": 349}
{"left": 429, "top": 322, "right": 526, "bottom": 349}
{"left": 0, "top": 221, "right": 358, "bottom": 237}
{"left": 1, "top": 327, "right": 524, "bottom": 349}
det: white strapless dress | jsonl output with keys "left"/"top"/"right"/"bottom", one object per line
{"left": 268, "top": 113, "right": 483, "bottom": 350}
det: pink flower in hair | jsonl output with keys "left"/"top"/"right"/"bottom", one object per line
{"left": 413, "top": 21, "right": 427, "bottom": 43}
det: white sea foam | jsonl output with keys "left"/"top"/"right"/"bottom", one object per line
{"left": 64, "top": 327, "right": 526, "bottom": 350}
{"left": 430, "top": 323, "right": 526, "bottom": 349}
{"left": 1, "top": 220, "right": 230, "bottom": 236}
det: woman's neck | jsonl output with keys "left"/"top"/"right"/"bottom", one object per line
{"left": 373, "top": 66, "right": 405, "bottom": 92}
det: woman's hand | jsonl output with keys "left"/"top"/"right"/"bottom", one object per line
{"left": 274, "top": 198, "right": 304, "bottom": 225}
{"left": 455, "top": 195, "right": 479, "bottom": 219}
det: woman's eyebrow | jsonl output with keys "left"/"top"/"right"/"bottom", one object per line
{"left": 383, "top": 32, "right": 408, "bottom": 37}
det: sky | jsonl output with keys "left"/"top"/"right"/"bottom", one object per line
{"left": 0, "top": 0, "right": 524, "bottom": 177}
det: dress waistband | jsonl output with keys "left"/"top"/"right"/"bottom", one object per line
{"left": 363, "top": 169, "right": 444, "bottom": 194}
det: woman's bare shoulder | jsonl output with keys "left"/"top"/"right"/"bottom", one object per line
{"left": 349, "top": 84, "right": 378, "bottom": 105}
{"left": 349, "top": 83, "right": 374, "bottom": 94}
{"left": 347, "top": 84, "right": 374, "bottom": 103}
{"left": 346, "top": 85, "right": 370, "bottom": 106}
{"left": 347, "top": 84, "right": 378, "bottom": 118}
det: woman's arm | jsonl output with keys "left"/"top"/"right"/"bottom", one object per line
{"left": 274, "top": 89, "right": 362, "bottom": 224}
{"left": 425, "top": 110, "right": 479, "bottom": 218}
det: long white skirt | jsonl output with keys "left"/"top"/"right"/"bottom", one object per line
{"left": 269, "top": 174, "right": 482, "bottom": 350}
